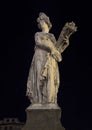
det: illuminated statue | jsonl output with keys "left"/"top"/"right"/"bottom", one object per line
{"left": 26, "top": 12, "right": 77, "bottom": 104}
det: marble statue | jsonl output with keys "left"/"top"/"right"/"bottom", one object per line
{"left": 26, "top": 12, "right": 77, "bottom": 105}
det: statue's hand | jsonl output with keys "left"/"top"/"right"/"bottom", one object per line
{"left": 51, "top": 49, "right": 62, "bottom": 62}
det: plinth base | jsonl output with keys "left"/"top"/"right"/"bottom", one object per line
{"left": 22, "top": 104, "right": 65, "bottom": 130}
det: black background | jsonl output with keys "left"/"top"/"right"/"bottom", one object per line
{"left": 1, "top": 0, "right": 92, "bottom": 129}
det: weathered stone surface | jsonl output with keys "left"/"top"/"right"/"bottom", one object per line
{"left": 22, "top": 104, "right": 65, "bottom": 130}
{"left": 26, "top": 12, "right": 77, "bottom": 105}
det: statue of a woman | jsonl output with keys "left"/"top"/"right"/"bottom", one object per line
{"left": 26, "top": 12, "right": 77, "bottom": 105}
{"left": 26, "top": 12, "right": 62, "bottom": 104}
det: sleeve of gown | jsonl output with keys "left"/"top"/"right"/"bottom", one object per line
{"left": 35, "top": 32, "right": 62, "bottom": 62}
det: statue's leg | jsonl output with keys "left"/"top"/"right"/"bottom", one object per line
{"left": 47, "top": 59, "right": 56, "bottom": 103}
{"left": 36, "top": 60, "right": 42, "bottom": 103}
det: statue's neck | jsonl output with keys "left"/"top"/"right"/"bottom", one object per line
{"left": 42, "top": 28, "right": 49, "bottom": 33}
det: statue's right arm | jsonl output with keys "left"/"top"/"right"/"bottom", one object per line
{"left": 35, "top": 33, "right": 42, "bottom": 44}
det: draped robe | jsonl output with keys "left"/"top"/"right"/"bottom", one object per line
{"left": 26, "top": 32, "right": 60, "bottom": 104}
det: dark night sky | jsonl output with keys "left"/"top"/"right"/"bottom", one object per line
{"left": 1, "top": 0, "right": 92, "bottom": 129}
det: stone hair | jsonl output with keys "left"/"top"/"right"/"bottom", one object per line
{"left": 37, "top": 12, "right": 52, "bottom": 30}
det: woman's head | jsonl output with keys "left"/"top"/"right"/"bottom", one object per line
{"left": 37, "top": 12, "right": 52, "bottom": 30}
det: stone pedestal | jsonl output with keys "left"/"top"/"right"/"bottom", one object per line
{"left": 22, "top": 104, "right": 65, "bottom": 130}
